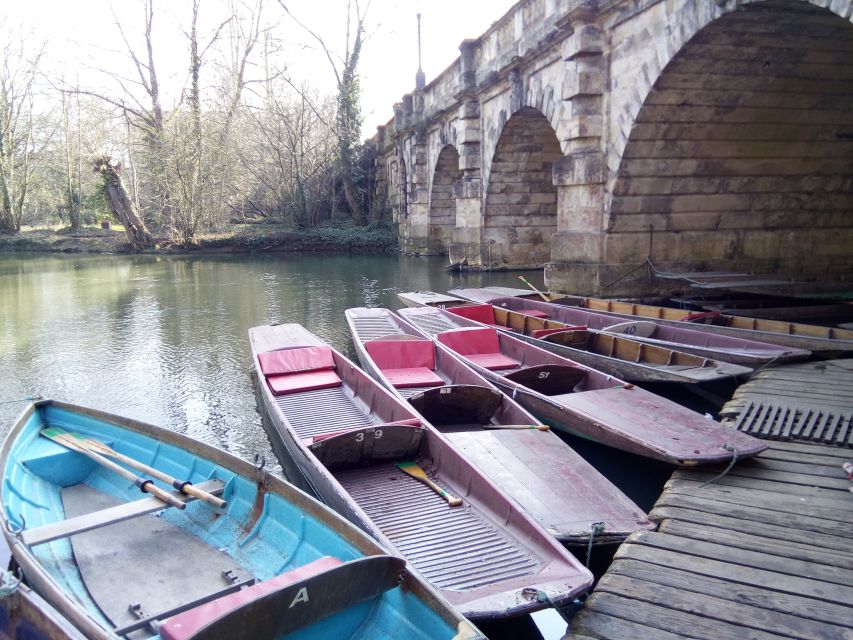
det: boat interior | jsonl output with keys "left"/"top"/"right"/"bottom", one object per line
{"left": 5, "top": 404, "right": 454, "bottom": 640}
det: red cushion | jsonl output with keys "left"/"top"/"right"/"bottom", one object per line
{"left": 517, "top": 309, "right": 550, "bottom": 318}
{"left": 267, "top": 370, "right": 342, "bottom": 396}
{"left": 436, "top": 327, "right": 501, "bottom": 356}
{"left": 259, "top": 347, "right": 335, "bottom": 376}
{"left": 466, "top": 353, "right": 520, "bottom": 371}
{"left": 531, "top": 326, "right": 586, "bottom": 339}
{"left": 160, "top": 557, "right": 343, "bottom": 640}
{"left": 384, "top": 367, "right": 445, "bottom": 389}
{"left": 448, "top": 304, "right": 496, "bottom": 324}
{"left": 365, "top": 339, "right": 435, "bottom": 370}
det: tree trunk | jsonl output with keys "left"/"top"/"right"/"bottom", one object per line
{"left": 94, "top": 157, "right": 154, "bottom": 249}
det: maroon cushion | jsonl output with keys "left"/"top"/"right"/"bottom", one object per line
{"left": 160, "top": 557, "right": 343, "bottom": 640}
{"left": 466, "top": 353, "right": 520, "bottom": 371}
{"left": 258, "top": 346, "right": 335, "bottom": 376}
{"left": 365, "top": 339, "right": 435, "bottom": 370}
{"left": 267, "top": 370, "right": 342, "bottom": 396}
{"left": 448, "top": 304, "right": 496, "bottom": 324}
{"left": 517, "top": 309, "right": 550, "bottom": 318}
{"left": 436, "top": 327, "right": 501, "bottom": 356}
{"left": 383, "top": 367, "right": 445, "bottom": 389}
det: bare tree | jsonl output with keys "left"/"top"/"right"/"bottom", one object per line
{"left": 93, "top": 155, "right": 153, "bottom": 248}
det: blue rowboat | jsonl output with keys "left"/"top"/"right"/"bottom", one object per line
{"left": 0, "top": 400, "right": 483, "bottom": 640}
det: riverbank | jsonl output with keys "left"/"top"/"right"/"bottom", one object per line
{"left": 0, "top": 223, "right": 399, "bottom": 255}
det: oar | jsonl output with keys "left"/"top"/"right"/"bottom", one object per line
{"left": 60, "top": 430, "right": 226, "bottom": 509}
{"left": 397, "top": 462, "right": 463, "bottom": 507}
{"left": 518, "top": 275, "right": 551, "bottom": 302}
{"left": 41, "top": 428, "right": 186, "bottom": 510}
{"left": 482, "top": 424, "right": 550, "bottom": 431}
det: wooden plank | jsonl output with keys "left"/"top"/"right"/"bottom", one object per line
{"left": 653, "top": 492, "right": 852, "bottom": 538}
{"left": 608, "top": 558, "right": 853, "bottom": 630}
{"left": 668, "top": 471, "right": 846, "bottom": 500}
{"left": 570, "top": 607, "right": 695, "bottom": 640}
{"left": 663, "top": 478, "right": 853, "bottom": 517}
{"left": 615, "top": 543, "right": 853, "bottom": 607}
{"left": 742, "top": 447, "right": 851, "bottom": 466}
{"left": 762, "top": 440, "right": 851, "bottom": 459}
{"left": 658, "top": 520, "right": 853, "bottom": 570}
{"left": 649, "top": 505, "right": 853, "bottom": 554}
{"left": 22, "top": 480, "right": 225, "bottom": 546}
{"left": 746, "top": 457, "right": 850, "bottom": 478}
{"left": 627, "top": 531, "right": 853, "bottom": 587}
{"left": 680, "top": 466, "right": 850, "bottom": 491}
{"left": 595, "top": 573, "right": 850, "bottom": 640}
{"left": 580, "top": 592, "right": 792, "bottom": 640}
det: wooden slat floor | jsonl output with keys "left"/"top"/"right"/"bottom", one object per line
{"left": 566, "top": 440, "right": 853, "bottom": 640}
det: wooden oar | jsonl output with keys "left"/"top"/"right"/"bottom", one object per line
{"left": 61, "top": 431, "right": 227, "bottom": 509}
{"left": 397, "top": 462, "right": 463, "bottom": 507}
{"left": 41, "top": 428, "right": 186, "bottom": 510}
{"left": 482, "top": 424, "right": 550, "bottom": 431}
{"left": 518, "top": 275, "right": 551, "bottom": 302}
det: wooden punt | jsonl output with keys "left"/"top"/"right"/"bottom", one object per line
{"left": 441, "top": 303, "right": 751, "bottom": 384}
{"left": 249, "top": 324, "right": 593, "bottom": 620}
{"left": 397, "top": 307, "right": 767, "bottom": 467}
{"left": 0, "top": 582, "right": 87, "bottom": 640}
{"left": 1, "top": 400, "right": 482, "bottom": 640}
{"left": 344, "top": 307, "right": 654, "bottom": 546}
{"left": 397, "top": 291, "right": 471, "bottom": 309}
{"left": 451, "top": 287, "right": 853, "bottom": 357}
{"left": 456, "top": 294, "right": 811, "bottom": 367}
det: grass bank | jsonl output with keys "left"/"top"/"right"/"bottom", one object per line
{"left": 0, "top": 223, "right": 399, "bottom": 255}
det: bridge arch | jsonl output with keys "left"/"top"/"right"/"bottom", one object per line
{"left": 428, "top": 145, "right": 461, "bottom": 254}
{"left": 607, "top": 0, "right": 853, "bottom": 278}
{"left": 483, "top": 106, "right": 561, "bottom": 267}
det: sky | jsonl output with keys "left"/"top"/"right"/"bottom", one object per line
{"left": 3, "top": 0, "right": 518, "bottom": 138}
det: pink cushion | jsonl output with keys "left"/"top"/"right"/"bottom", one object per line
{"left": 365, "top": 340, "right": 435, "bottom": 370}
{"left": 267, "top": 370, "right": 342, "bottom": 396}
{"left": 384, "top": 367, "right": 445, "bottom": 389}
{"left": 436, "top": 328, "right": 501, "bottom": 356}
{"left": 466, "top": 353, "right": 520, "bottom": 371}
{"left": 160, "top": 557, "right": 343, "bottom": 640}
{"left": 259, "top": 347, "right": 335, "bottom": 376}
{"left": 448, "top": 304, "right": 496, "bottom": 324}
{"left": 531, "top": 326, "right": 586, "bottom": 339}
{"left": 517, "top": 309, "right": 550, "bottom": 318}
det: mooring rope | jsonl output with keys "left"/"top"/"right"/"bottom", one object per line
{"left": 0, "top": 394, "right": 42, "bottom": 405}
{"left": 585, "top": 521, "right": 607, "bottom": 568}
{"left": 698, "top": 444, "right": 738, "bottom": 489}
{"left": 0, "top": 571, "right": 21, "bottom": 597}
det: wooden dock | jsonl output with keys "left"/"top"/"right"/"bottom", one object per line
{"left": 566, "top": 360, "right": 853, "bottom": 640}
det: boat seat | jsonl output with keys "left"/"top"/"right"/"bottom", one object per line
{"left": 365, "top": 339, "right": 444, "bottom": 388}
{"left": 436, "top": 328, "right": 520, "bottom": 371}
{"left": 517, "top": 309, "right": 550, "bottom": 319}
{"left": 160, "top": 555, "right": 406, "bottom": 640}
{"left": 260, "top": 346, "right": 342, "bottom": 396}
{"left": 447, "top": 304, "right": 514, "bottom": 331}
{"left": 531, "top": 326, "right": 586, "bottom": 339}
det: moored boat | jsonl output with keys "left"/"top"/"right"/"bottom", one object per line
{"left": 1, "top": 400, "right": 482, "bottom": 640}
{"left": 454, "top": 294, "right": 810, "bottom": 367}
{"left": 398, "top": 306, "right": 767, "bottom": 466}
{"left": 0, "top": 580, "right": 87, "bottom": 640}
{"left": 249, "top": 324, "right": 593, "bottom": 620}
{"left": 442, "top": 303, "right": 752, "bottom": 384}
{"left": 344, "top": 307, "right": 654, "bottom": 546}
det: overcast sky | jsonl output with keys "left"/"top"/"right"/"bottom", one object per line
{"left": 4, "top": 0, "right": 517, "bottom": 138}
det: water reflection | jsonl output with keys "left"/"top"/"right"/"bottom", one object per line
{"left": 0, "top": 252, "right": 537, "bottom": 474}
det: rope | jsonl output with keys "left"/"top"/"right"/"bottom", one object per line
{"left": 585, "top": 521, "right": 607, "bottom": 568}
{"left": 0, "top": 395, "right": 42, "bottom": 406}
{"left": 522, "top": 587, "right": 583, "bottom": 623}
{"left": 0, "top": 571, "right": 20, "bottom": 597}
{"left": 698, "top": 445, "right": 738, "bottom": 489}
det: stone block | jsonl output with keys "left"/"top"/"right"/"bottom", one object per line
{"left": 561, "top": 68, "right": 605, "bottom": 100}
{"left": 550, "top": 230, "right": 604, "bottom": 262}
{"left": 562, "top": 24, "right": 604, "bottom": 61}
{"left": 456, "top": 197, "right": 482, "bottom": 228}
{"left": 556, "top": 115, "right": 603, "bottom": 142}
{"left": 553, "top": 152, "right": 604, "bottom": 186}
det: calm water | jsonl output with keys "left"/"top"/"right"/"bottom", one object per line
{"left": 0, "top": 252, "right": 537, "bottom": 467}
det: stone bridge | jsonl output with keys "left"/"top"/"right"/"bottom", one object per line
{"left": 371, "top": 0, "right": 853, "bottom": 295}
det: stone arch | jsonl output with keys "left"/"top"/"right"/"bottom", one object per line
{"left": 483, "top": 107, "right": 561, "bottom": 267}
{"left": 607, "top": 1, "right": 853, "bottom": 279}
{"left": 428, "top": 145, "right": 461, "bottom": 254}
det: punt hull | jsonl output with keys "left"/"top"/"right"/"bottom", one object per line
{"left": 249, "top": 324, "right": 593, "bottom": 620}
{"left": 344, "top": 307, "right": 655, "bottom": 546}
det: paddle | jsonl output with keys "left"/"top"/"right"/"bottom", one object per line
{"left": 59, "top": 430, "right": 227, "bottom": 509}
{"left": 397, "top": 462, "right": 463, "bottom": 507}
{"left": 482, "top": 424, "right": 550, "bottom": 431}
{"left": 41, "top": 428, "right": 186, "bottom": 510}
{"left": 518, "top": 275, "right": 551, "bottom": 302}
